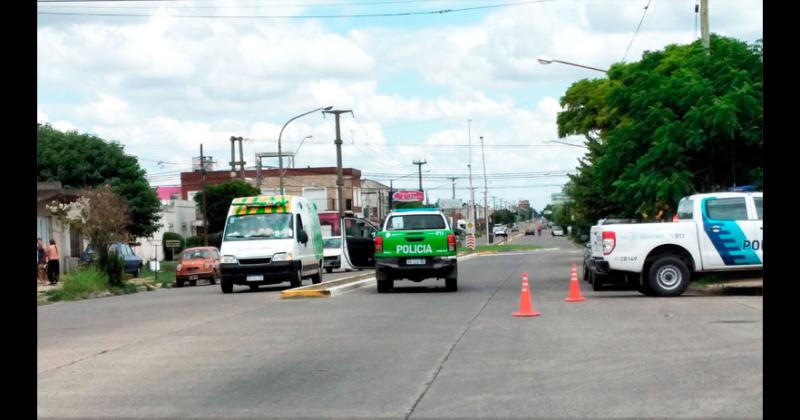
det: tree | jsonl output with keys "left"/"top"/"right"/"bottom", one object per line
{"left": 557, "top": 35, "right": 762, "bottom": 224}
{"left": 37, "top": 124, "right": 162, "bottom": 237}
{"left": 491, "top": 209, "right": 516, "bottom": 225}
{"left": 47, "top": 185, "right": 131, "bottom": 285}
{"left": 194, "top": 180, "right": 260, "bottom": 234}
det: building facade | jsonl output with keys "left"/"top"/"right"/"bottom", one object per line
{"left": 136, "top": 187, "right": 197, "bottom": 261}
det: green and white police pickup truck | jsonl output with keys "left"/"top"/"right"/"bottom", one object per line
{"left": 340, "top": 208, "right": 458, "bottom": 293}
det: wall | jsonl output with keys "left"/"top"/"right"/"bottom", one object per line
{"left": 134, "top": 199, "right": 197, "bottom": 261}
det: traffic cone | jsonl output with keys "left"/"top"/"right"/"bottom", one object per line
{"left": 565, "top": 263, "right": 586, "bottom": 302}
{"left": 513, "top": 272, "right": 541, "bottom": 317}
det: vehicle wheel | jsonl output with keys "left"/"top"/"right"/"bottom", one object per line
{"left": 210, "top": 270, "right": 218, "bottom": 285}
{"left": 221, "top": 278, "right": 233, "bottom": 294}
{"left": 637, "top": 279, "right": 657, "bottom": 296}
{"left": 376, "top": 268, "right": 392, "bottom": 293}
{"left": 647, "top": 257, "right": 691, "bottom": 297}
{"left": 290, "top": 265, "right": 302, "bottom": 288}
{"left": 189, "top": 280, "right": 197, "bottom": 286}
{"left": 591, "top": 271, "right": 607, "bottom": 291}
{"left": 325, "top": 267, "right": 333, "bottom": 274}
{"left": 582, "top": 264, "right": 590, "bottom": 283}
{"left": 249, "top": 284, "right": 259, "bottom": 291}
{"left": 311, "top": 262, "right": 323, "bottom": 285}
{"left": 176, "top": 278, "right": 184, "bottom": 288}
{"left": 445, "top": 270, "right": 458, "bottom": 292}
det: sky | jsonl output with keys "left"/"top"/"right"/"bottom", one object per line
{"left": 37, "top": 0, "right": 763, "bottom": 211}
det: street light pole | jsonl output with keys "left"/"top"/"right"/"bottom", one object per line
{"left": 277, "top": 106, "right": 332, "bottom": 195}
{"left": 480, "top": 136, "right": 489, "bottom": 243}
{"left": 537, "top": 56, "right": 608, "bottom": 73}
{"left": 292, "top": 135, "right": 314, "bottom": 168}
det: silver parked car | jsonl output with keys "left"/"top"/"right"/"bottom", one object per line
{"left": 551, "top": 226, "right": 565, "bottom": 236}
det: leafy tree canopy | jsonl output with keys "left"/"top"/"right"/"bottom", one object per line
{"left": 557, "top": 35, "right": 762, "bottom": 227}
{"left": 194, "top": 180, "right": 260, "bottom": 233}
{"left": 38, "top": 124, "right": 162, "bottom": 237}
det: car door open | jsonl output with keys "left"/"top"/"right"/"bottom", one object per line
{"left": 341, "top": 217, "right": 377, "bottom": 269}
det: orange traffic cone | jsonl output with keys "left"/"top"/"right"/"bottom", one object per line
{"left": 513, "top": 272, "right": 541, "bottom": 317}
{"left": 565, "top": 263, "right": 586, "bottom": 302}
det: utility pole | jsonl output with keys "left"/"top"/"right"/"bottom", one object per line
{"left": 323, "top": 109, "right": 353, "bottom": 218}
{"left": 467, "top": 119, "right": 476, "bottom": 226}
{"left": 449, "top": 177, "right": 457, "bottom": 199}
{"left": 700, "top": 0, "right": 710, "bottom": 55}
{"left": 229, "top": 136, "right": 245, "bottom": 179}
{"left": 413, "top": 159, "right": 427, "bottom": 192}
{"left": 200, "top": 144, "right": 208, "bottom": 246}
{"left": 480, "top": 136, "right": 489, "bottom": 243}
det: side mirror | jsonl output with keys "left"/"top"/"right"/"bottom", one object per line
{"left": 298, "top": 230, "right": 309, "bottom": 244}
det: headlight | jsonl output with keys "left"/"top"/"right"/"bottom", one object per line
{"left": 204, "top": 262, "right": 211, "bottom": 269}
{"left": 221, "top": 255, "right": 238, "bottom": 264}
{"left": 272, "top": 252, "right": 293, "bottom": 262}
{"left": 176, "top": 264, "right": 183, "bottom": 271}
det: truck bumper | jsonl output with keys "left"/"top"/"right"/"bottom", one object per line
{"left": 586, "top": 257, "right": 612, "bottom": 275}
{"left": 220, "top": 261, "right": 298, "bottom": 285}
{"left": 376, "top": 256, "right": 457, "bottom": 281}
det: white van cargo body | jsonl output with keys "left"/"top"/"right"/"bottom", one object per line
{"left": 219, "top": 195, "right": 324, "bottom": 293}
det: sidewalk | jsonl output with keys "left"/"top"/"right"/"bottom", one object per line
{"left": 690, "top": 277, "right": 763, "bottom": 295}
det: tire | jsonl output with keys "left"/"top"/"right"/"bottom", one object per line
{"left": 591, "top": 271, "right": 607, "bottom": 291}
{"left": 221, "top": 278, "right": 233, "bottom": 294}
{"left": 445, "top": 264, "right": 458, "bottom": 292}
{"left": 311, "top": 262, "right": 323, "bottom": 285}
{"left": 290, "top": 265, "right": 302, "bottom": 288}
{"left": 647, "top": 256, "right": 691, "bottom": 297}
{"left": 210, "top": 270, "right": 218, "bottom": 285}
{"left": 376, "top": 268, "right": 392, "bottom": 293}
{"left": 582, "top": 263, "right": 590, "bottom": 283}
{"left": 176, "top": 278, "right": 185, "bottom": 288}
{"left": 637, "top": 279, "right": 657, "bottom": 296}
{"left": 325, "top": 267, "right": 333, "bottom": 274}
{"left": 189, "top": 280, "right": 197, "bottom": 286}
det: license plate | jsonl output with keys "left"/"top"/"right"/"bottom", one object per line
{"left": 246, "top": 275, "right": 263, "bottom": 281}
{"left": 406, "top": 258, "right": 426, "bottom": 265}
{"left": 189, "top": 275, "right": 199, "bottom": 280}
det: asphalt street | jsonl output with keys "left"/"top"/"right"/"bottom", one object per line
{"left": 38, "top": 233, "right": 762, "bottom": 418}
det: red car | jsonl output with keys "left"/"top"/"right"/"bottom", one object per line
{"left": 176, "top": 247, "right": 221, "bottom": 287}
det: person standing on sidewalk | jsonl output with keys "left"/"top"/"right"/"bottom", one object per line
{"left": 46, "top": 239, "right": 60, "bottom": 285}
{"left": 37, "top": 238, "right": 48, "bottom": 284}
{"left": 536, "top": 222, "right": 542, "bottom": 237}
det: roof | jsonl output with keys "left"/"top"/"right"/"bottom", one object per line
{"left": 685, "top": 191, "right": 762, "bottom": 200}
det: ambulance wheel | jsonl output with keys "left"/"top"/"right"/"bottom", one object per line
{"left": 221, "top": 278, "right": 233, "bottom": 294}
{"left": 311, "top": 262, "right": 323, "bottom": 285}
{"left": 290, "top": 266, "right": 302, "bottom": 288}
{"left": 326, "top": 267, "right": 333, "bottom": 274}
{"left": 647, "top": 257, "right": 690, "bottom": 297}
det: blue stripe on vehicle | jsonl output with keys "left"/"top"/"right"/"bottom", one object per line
{"left": 700, "top": 197, "right": 761, "bottom": 265}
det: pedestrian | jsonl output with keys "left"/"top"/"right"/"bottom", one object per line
{"left": 37, "top": 238, "right": 48, "bottom": 284}
{"left": 536, "top": 222, "right": 542, "bottom": 237}
{"left": 46, "top": 239, "right": 60, "bottom": 286}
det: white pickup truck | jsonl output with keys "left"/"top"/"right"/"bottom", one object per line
{"left": 585, "top": 192, "right": 762, "bottom": 297}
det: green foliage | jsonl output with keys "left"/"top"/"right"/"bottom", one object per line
{"left": 102, "top": 251, "right": 126, "bottom": 287}
{"left": 556, "top": 35, "right": 762, "bottom": 226}
{"left": 52, "top": 267, "right": 108, "bottom": 300}
{"left": 194, "top": 180, "right": 260, "bottom": 233}
{"left": 491, "top": 209, "right": 516, "bottom": 225}
{"left": 185, "top": 235, "right": 203, "bottom": 248}
{"left": 162, "top": 232, "right": 185, "bottom": 260}
{"left": 393, "top": 201, "right": 424, "bottom": 209}
{"left": 37, "top": 124, "right": 162, "bottom": 237}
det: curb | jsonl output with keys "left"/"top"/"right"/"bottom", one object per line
{"left": 280, "top": 272, "right": 375, "bottom": 299}
{"left": 689, "top": 279, "right": 763, "bottom": 296}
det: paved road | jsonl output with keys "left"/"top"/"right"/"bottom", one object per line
{"left": 38, "top": 235, "right": 762, "bottom": 418}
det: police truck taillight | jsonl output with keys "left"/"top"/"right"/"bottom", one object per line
{"left": 447, "top": 233, "right": 456, "bottom": 252}
{"left": 602, "top": 231, "right": 616, "bottom": 255}
{"left": 375, "top": 235, "right": 383, "bottom": 254}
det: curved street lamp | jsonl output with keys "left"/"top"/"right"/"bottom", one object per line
{"left": 278, "top": 106, "right": 333, "bottom": 195}
{"left": 537, "top": 55, "right": 608, "bottom": 73}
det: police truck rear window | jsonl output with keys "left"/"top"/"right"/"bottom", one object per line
{"left": 387, "top": 214, "right": 446, "bottom": 231}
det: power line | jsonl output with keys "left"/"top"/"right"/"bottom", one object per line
{"left": 38, "top": 0, "right": 555, "bottom": 19}
{"left": 622, "top": 0, "right": 653, "bottom": 62}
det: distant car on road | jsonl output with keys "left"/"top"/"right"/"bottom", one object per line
{"left": 525, "top": 228, "right": 536, "bottom": 236}
{"left": 511, "top": 224, "right": 520, "bottom": 232}
{"left": 493, "top": 225, "right": 508, "bottom": 237}
{"left": 80, "top": 242, "right": 144, "bottom": 277}
{"left": 551, "top": 226, "right": 565, "bottom": 236}
{"left": 323, "top": 236, "right": 342, "bottom": 273}
{"left": 176, "top": 246, "right": 221, "bottom": 287}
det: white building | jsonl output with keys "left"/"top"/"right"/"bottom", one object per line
{"left": 135, "top": 187, "right": 198, "bottom": 261}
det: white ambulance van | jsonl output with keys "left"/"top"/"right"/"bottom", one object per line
{"left": 218, "top": 195, "right": 324, "bottom": 293}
